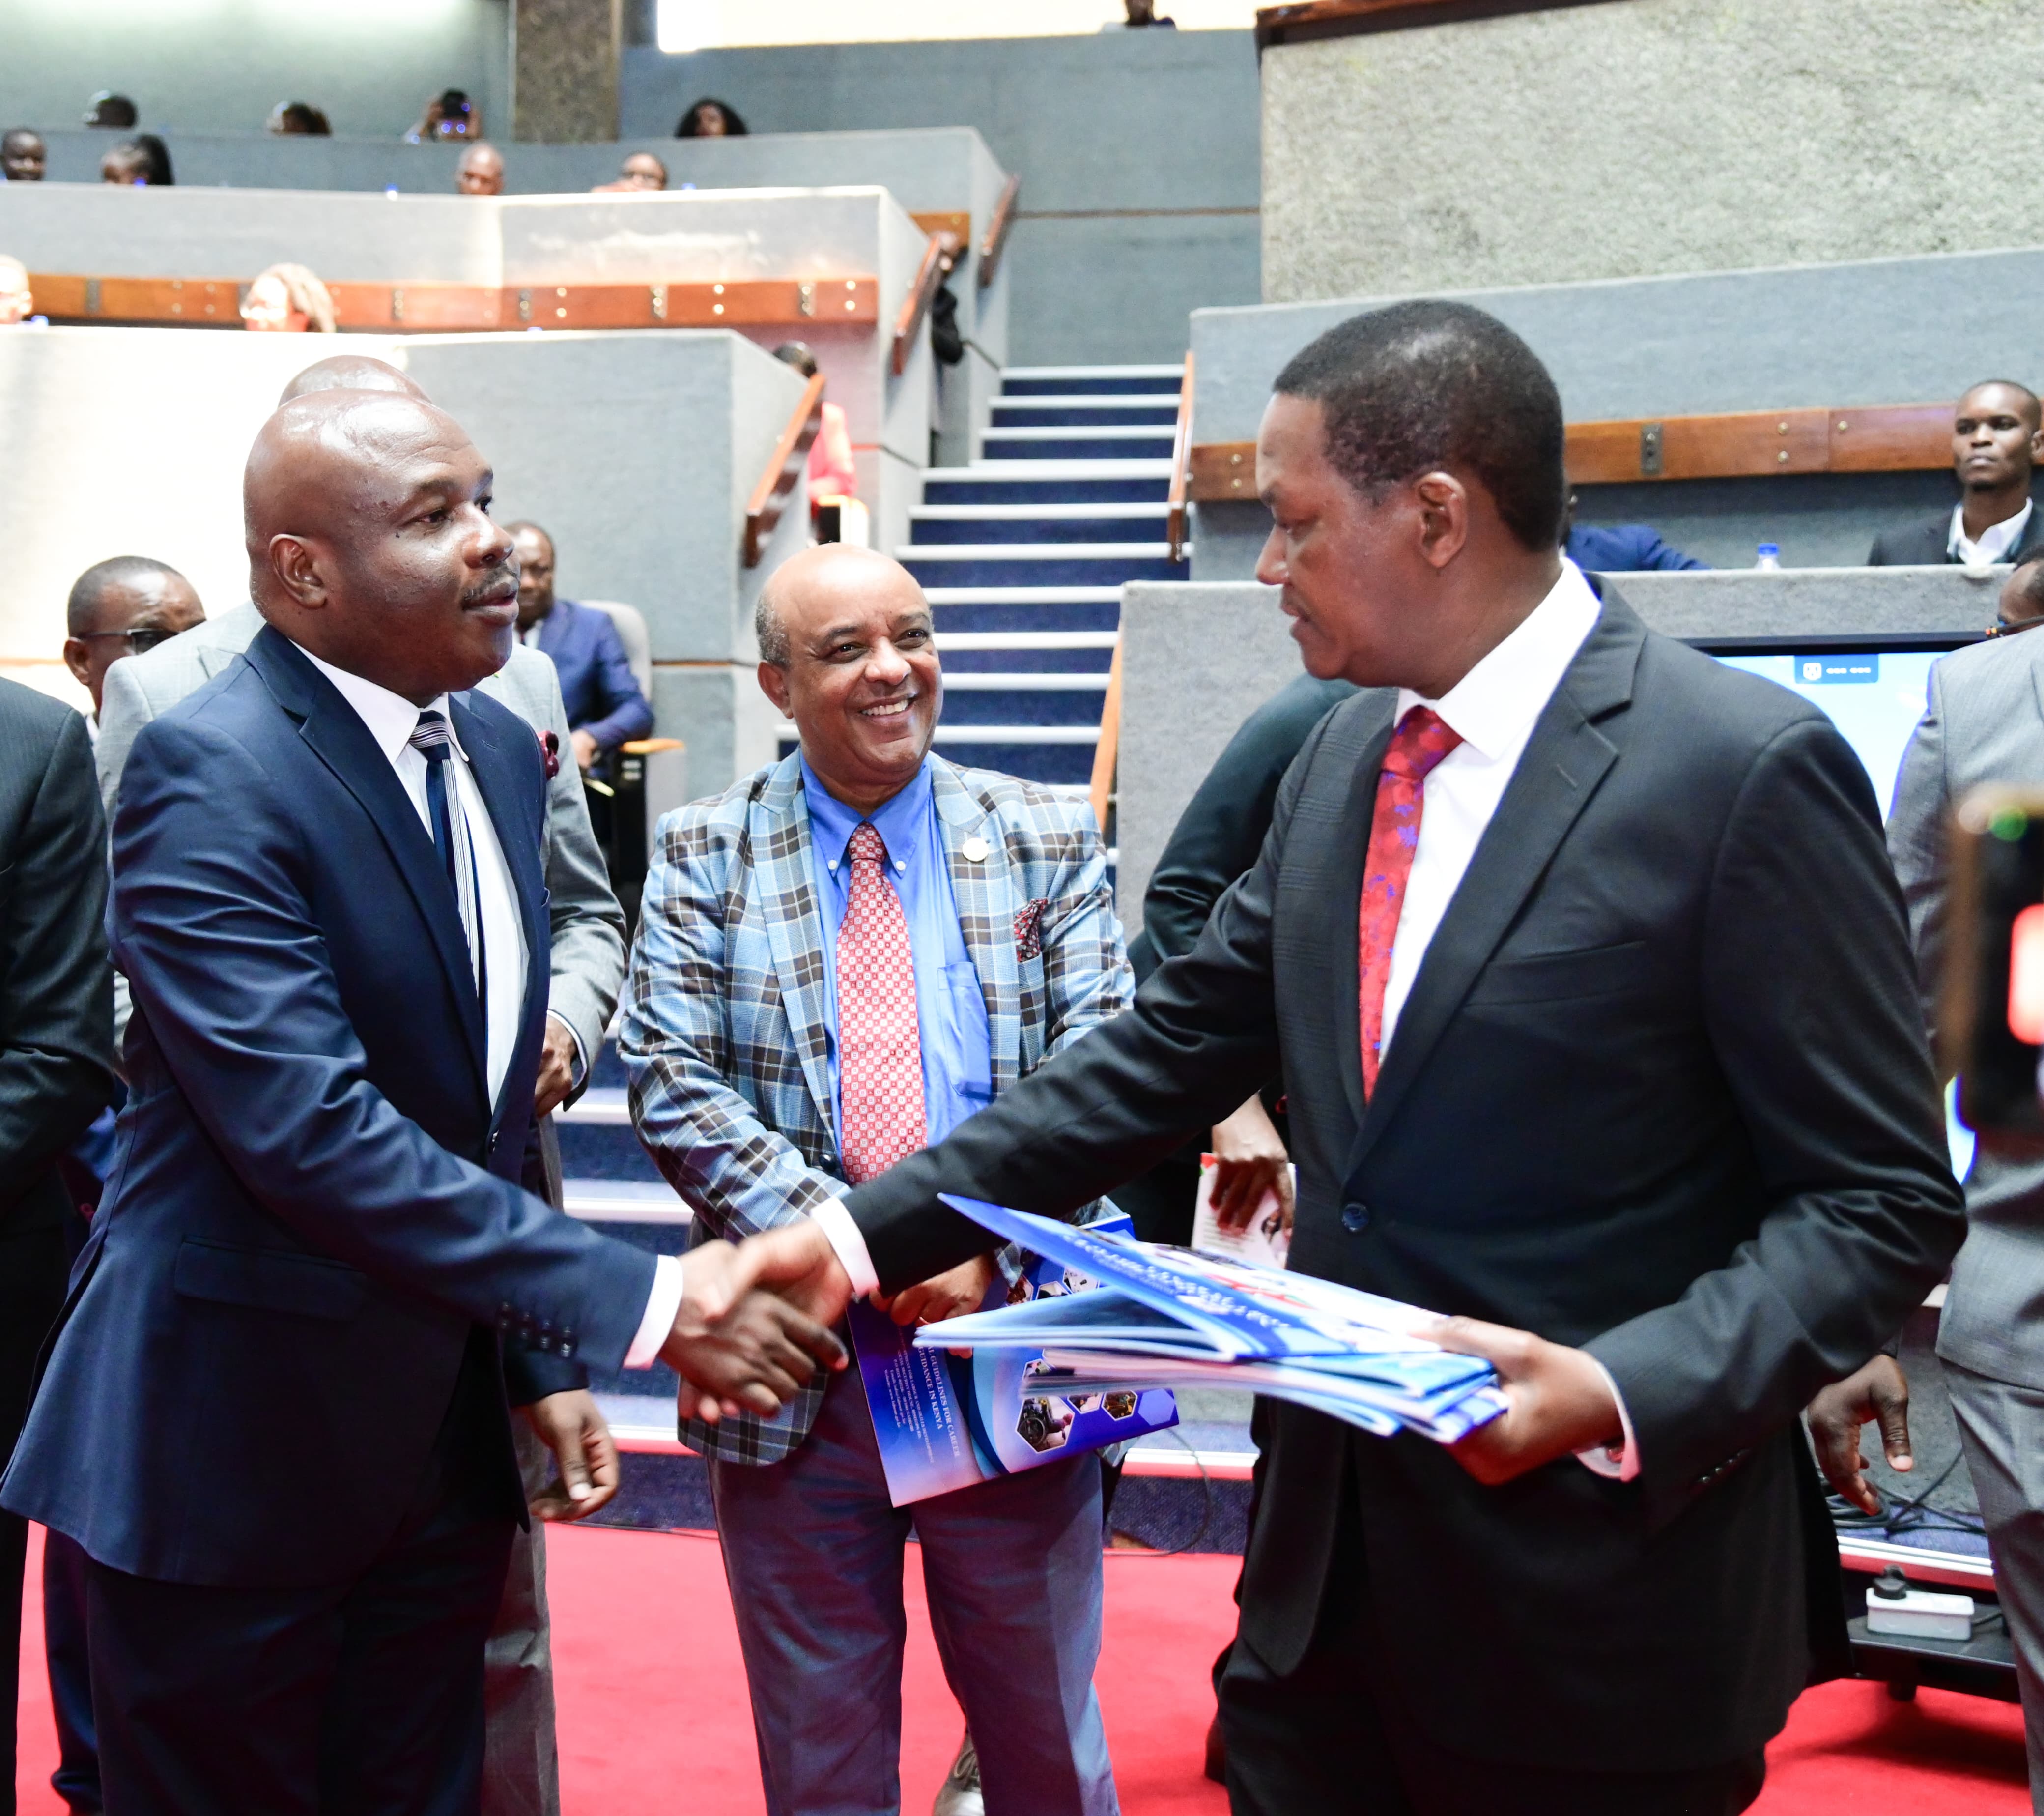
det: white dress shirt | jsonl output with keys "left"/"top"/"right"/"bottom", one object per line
{"left": 298, "top": 643, "right": 680, "bottom": 1370}
{"left": 1949, "top": 498, "right": 2032, "bottom": 566}
{"left": 1379, "top": 559, "right": 1636, "bottom": 1479}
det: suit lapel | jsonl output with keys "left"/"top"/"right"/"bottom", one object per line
{"left": 756, "top": 755, "right": 839, "bottom": 1137}
{"left": 245, "top": 628, "right": 490, "bottom": 1104}
{"left": 1347, "top": 595, "right": 1645, "bottom": 1171}
{"left": 934, "top": 761, "right": 1022, "bottom": 1090}
{"left": 451, "top": 692, "right": 549, "bottom": 1122}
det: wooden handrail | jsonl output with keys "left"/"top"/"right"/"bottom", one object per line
{"left": 743, "top": 372, "right": 827, "bottom": 569}
{"left": 978, "top": 174, "right": 1022, "bottom": 291}
{"left": 27, "top": 272, "right": 880, "bottom": 333}
{"left": 1088, "top": 636, "right": 1123, "bottom": 839}
{"left": 1255, "top": 0, "right": 1633, "bottom": 52}
{"left": 891, "top": 231, "right": 961, "bottom": 377}
{"left": 1166, "top": 352, "right": 1196, "bottom": 565}
{"left": 1188, "top": 399, "right": 1969, "bottom": 499}
{"left": 910, "top": 211, "right": 972, "bottom": 245}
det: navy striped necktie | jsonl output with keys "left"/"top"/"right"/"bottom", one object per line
{"left": 407, "top": 709, "right": 485, "bottom": 1003}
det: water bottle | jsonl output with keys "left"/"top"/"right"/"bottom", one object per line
{"left": 1755, "top": 543, "right": 1782, "bottom": 570}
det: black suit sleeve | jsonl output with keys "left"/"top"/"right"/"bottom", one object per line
{"left": 842, "top": 711, "right": 1330, "bottom": 1289}
{"left": 1138, "top": 676, "right": 1357, "bottom": 979}
{"left": 0, "top": 707, "right": 114, "bottom": 1218}
{"left": 1586, "top": 715, "right": 1965, "bottom": 1508}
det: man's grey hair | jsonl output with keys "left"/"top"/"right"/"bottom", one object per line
{"left": 755, "top": 581, "right": 791, "bottom": 667}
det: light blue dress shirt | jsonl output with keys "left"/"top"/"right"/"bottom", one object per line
{"left": 801, "top": 755, "right": 995, "bottom": 1155}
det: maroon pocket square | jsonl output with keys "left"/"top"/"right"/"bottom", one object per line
{"left": 1015, "top": 898, "right": 1048, "bottom": 960}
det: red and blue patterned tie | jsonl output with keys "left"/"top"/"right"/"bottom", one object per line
{"left": 836, "top": 823, "right": 927, "bottom": 1183}
{"left": 1358, "top": 708, "right": 1463, "bottom": 1099}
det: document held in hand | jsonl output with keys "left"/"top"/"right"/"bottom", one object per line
{"left": 914, "top": 1196, "right": 1508, "bottom": 1445}
{"left": 850, "top": 1208, "right": 1178, "bottom": 1507}
{"left": 1190, "top": 1154, "right": 1293, "bottom": 1269}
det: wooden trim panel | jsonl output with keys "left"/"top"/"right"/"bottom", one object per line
{"left": 28, "top": 273, "right": 880, "bottom": 333}
{"left": 1256, "top": 0, "right": 1636, "bottom": 52}
{"left": 909, "top": 211, "right": 972, "bottom": 245}
{"left": 1188, "top": 401, "right": 1963, "bottom": 499}
{"left": 1166, "top": 353, "right": 1196, "bottom": 565}
{"left": 743, "top": 372, "right": 827, "bottom": 570}
{"left": 978, "top": 175, "right": 1022, "bottom": 291}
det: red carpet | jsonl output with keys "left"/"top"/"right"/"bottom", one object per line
{"left": 11, "top": 1522, "right": 2032, "bottom": 1813}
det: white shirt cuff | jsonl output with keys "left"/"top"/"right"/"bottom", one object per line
{"left": 544, "top": 1009, "right": 588, "bottom": 1086}
{"left": 809, "top": 1197, "right": 880, "bottom": 1298}
{"left": 1574, "top": 1355, "right": 1640, "bottom": 1482}
{"left": 624, "top": 1253, "right": 685, "bottom": 1369}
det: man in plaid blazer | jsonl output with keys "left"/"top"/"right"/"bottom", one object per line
{"left": 620, "top": 545, "right": 1129, "bottom": 1816}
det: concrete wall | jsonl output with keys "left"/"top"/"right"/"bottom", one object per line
{"left": 0, "top": 0, "right": 509, "bottom": 142}
{"left": 0, "top": 324, "right": 807, "bottom": 793}
{"left": 1115, "top": 568, "right": 2000, "bottom": 921}
{"left": 1261, "top": 0, "right": 2044, "bottom": 306}
{"left": 1186, "top": 248, "right": 2044, "bottom": 578}
{"left": 621, "top": 32, "right": 1262, "bottom": 365}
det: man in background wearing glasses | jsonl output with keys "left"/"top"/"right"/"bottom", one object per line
{"left": 60, "top": 557, "right": 206, "bottom": 733}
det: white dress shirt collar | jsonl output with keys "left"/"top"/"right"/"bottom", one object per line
{"left": 1949, "top": 498, "right": 2032, "bottom": 567}
{"left": 296, "top": 646, "right": 466, "bottom": 764}
{"left": 1392, "top": 557, "right": 1604, "bottom": 755}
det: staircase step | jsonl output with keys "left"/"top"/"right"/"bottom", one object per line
{"left": 943, "top": 670, "right": 1111, "bottom": 690}
{"left": 932, "top": 599, "right": 1123, "bottom": 635}
{"left": 1001, "top": 364, "right": 1184, "bottom": 397}
{"left": 903, "top": 544, "right": 1184, "bottom": 589}
{"left": 562, "top": 1178, "right": 691, "bottom": 1225}
{"left": 911, "top": 503, "right": 1170, "bottom": 545}
{"left": 935, "top": 630, "right": 1120, "bottom": 651}
{"left": 990, "top": 398, "right": 1179, "bottom": 428}
{"left": 982, "top": 427, "right": 1175, "bottom": 461}
{"left": 942, "top": 646, "right": 1114, "bottom": 674}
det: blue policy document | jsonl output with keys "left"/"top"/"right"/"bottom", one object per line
{"left": 851, "top": 1209, "right": 1179, "bottom": 1507}
{"left": 917, "top": 1197, "right": 1507, "bottom": 1444}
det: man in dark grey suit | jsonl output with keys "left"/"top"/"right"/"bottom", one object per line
{"left": 1869, "top": 381, "right": 2044, "bottom": 568}
{"left": 0, "top": 678, "right": 116, "bottom": 1816}
{"left": 725, "top": 302, "right": 1968, "bottom": 1814}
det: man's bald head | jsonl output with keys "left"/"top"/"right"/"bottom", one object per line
{"left": 457, "top": 142, "right": 504, "bottom": 196}
{"left": 246, "top": 390, "right": 517, "bottom": 704}
{"left": 278, "top": 355, "right": 426, "bottom": 407}
{"left": 755, "top": 545, "right": 940, "bottom": 814}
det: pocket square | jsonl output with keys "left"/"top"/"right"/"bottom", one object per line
{"left": 1015, "top": 898, "right": 1049, "bottom": 959}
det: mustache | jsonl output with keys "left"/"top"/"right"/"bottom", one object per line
{"left": 461, "top": 568, "right": 518, "bottom": 607}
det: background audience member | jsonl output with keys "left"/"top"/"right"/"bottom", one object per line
{"left": 99, "top": 135, "right": 172, "bottom": 187}
{"left": 593, "top": 152, "right": 667, "bottom": 193}
{"left": 0, "top": 677, "right": 116, "bottom": 1816}
{"left": 1870, "top": 380, "right": 2044, "bottom": 566}
{"left": 408, "top": 88, "right": 481, "bottom": 143}
{"left": 507, "top": 522, "right": 652, "bottom": 774}
{"left": 1997, "top": 557, "right": 2044, "bottom": 634}
{"left": 1, "top": 131, "right": 45, "bottom": 182}
{"left": 81, "top": 93, "right": 136, "bottom": 130}
{"left": 1109, "top": 0, "right": 1178, "bottom": 25}
{"left": 676, "top": 98, "right": 746, "bottom": 137}
{"left": 240, "top": 263, "right": 337, "bottom": 334}
{"left": 1561, "top": 494, "right": 1706, "bottom": 571}
{"left": 457, "top": 142, "right": 505, "bottom": 196}
{"left": 0, "top": 259, "right": 32, "bottom": 326}
{"left": 62, "top": 557, "right": 205, "bottom": 725}
{"left": 772, "top": 343, "right": 858, "bottom": 509}
{"left": 266, "top": 101, "right": 332, "bottom": 136}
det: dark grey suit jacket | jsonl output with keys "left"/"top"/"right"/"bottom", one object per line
{"left": 0, "top": 680, "right": 114, "bottom": 1236}
{"left": 841, "top": 590, "right": 1965, "bottom": 1769}
{"left": 1868, "top": 498, "right": 2044, "bottom": 566}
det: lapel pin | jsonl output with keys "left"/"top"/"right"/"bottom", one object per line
{"left": 961, "top": 835, "right": 990, "bottom": 864}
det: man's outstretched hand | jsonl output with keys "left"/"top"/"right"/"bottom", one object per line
{"left": 1425, "top": 1314, "right": 1625, "bottom": 1486}
{"left": 1807, "top": 1355, "right": 1913, "bottom": 1516}
{"left": 662, "top": 1233, "right": 854, "bottom": 1428}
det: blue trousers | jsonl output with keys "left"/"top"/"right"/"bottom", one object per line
{"left": 709, "top": 1367, "right": 1119, "bottom": 1816}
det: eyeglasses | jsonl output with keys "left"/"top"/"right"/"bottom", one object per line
{"left": 78, "top": 626, "right": 186, "bottom": 655}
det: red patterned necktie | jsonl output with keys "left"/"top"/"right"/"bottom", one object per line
{"left": 836, "top": 822, "right": 927, "bottom": 1183}
{"left": 1358, "top": 707, "right": 1464, "bottom": 1099}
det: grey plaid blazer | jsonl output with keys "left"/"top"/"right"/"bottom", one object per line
{"left": 619, "top": 750, "right": 1133, "bottom": 1463}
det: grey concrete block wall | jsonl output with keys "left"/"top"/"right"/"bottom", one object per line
{"left": 621, "top": 33, "right": 1263, "bottom": 366}
{"left": 1260, "top": 0, "right": 2044, "bottom": 305}
{"left": 0, "top": 0, "right": 510, "bottom": 142}
{"left": 1183, "top": 248, "right": 2044, "bottom": 578}
{"left": 1115, "top": 569, "right": 2001, "bottom": 921}
{"left": 0, "top": 323, "right": 807, "bottom": 796}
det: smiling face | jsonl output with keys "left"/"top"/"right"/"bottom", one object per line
{"left": 247, "top": 395, "right": 518, "bottom": 704}
{"left": 1, "top": 131, "right": 45, "bottom": 182}
{"left": 1953, "top": 382, "right": 2043, "bottom": 493}
{"left": 757, "top": 546, "right": 941, "bottom": 814}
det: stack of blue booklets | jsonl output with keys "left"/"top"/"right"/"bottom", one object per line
{"left": 914, "top": 1197, "right": 1508, "bottom": 1445}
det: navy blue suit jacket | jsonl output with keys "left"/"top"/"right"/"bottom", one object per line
{"left": 0, "top": 628, "right": 655, "bottom": 1588}
{"left": 1565, "top": 523, "right": 1707, "bottom": 572}
{"left": 533, "top": 600, "right": 652, "bottom": 753}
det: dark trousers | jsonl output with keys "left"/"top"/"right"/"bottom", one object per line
{"left": 44, "top": 1530, "right": 98, "bottom": 1811}
{"left": 83, "top": 1333, "right": 518, "bottom": 1816}
{"left": 1217, "top": 1455, "right": 1766, "bottom": 1816}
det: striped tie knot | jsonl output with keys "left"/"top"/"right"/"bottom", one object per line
{"left": 409, "top": 710, "right": 454, "bottom": 764}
